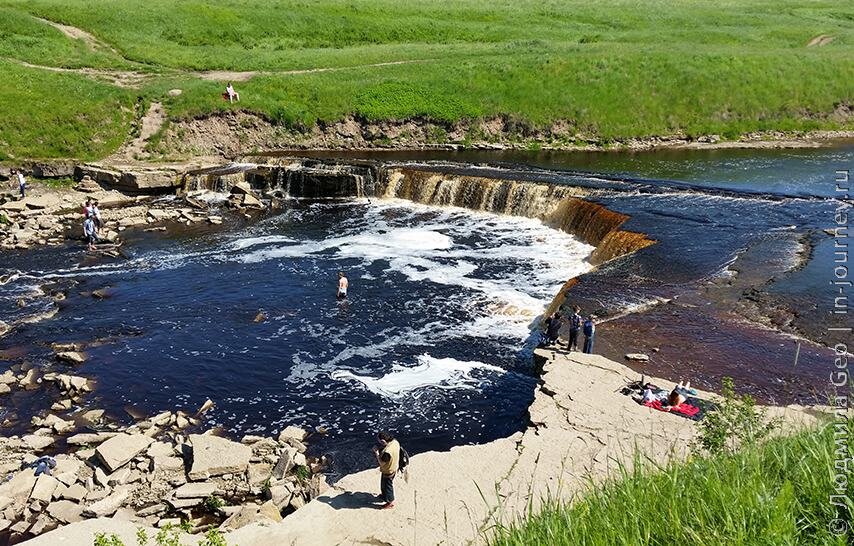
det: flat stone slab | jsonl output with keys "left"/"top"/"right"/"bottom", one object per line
{"left": 188, "top": 434, "right": 251, "bottom": 480}
{"left": 83, "top": 486, "right": 131, "bottom": 517}
{"left": 47, "top": 500, "right": 84, "bottom": 523}
{"left": 96, "top": 433, "right": 154, "bottom": 473}
{"left": 174, "top": 482, "right": 218, "bottom": 499}
{"left": 67, "top": 432, "right": 119, "bottom": 446}
{"left": 29, "top": 475, "right": 59, "bottom": 503}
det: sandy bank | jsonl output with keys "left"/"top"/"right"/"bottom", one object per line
{"left": 26, "top": 350, "right": 823, "bottom": 546}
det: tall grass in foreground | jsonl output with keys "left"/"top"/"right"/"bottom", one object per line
{"left": 490, "top": 423, "right": 852, "bottom": 546}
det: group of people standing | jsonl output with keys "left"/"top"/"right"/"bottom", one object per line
{"left": 82, "top": 197, "right": 103, "bottom": 251}
{"left": 541, "top": 305, "right": 597, "bottom": 354}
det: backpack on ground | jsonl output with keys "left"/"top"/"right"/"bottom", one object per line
{"left": 399, "top": 447, "right": 410, "bottom": 471}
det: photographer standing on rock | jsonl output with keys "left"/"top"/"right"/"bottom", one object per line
{"left": 373, "top": 431, "right": 400, "bottom": 509}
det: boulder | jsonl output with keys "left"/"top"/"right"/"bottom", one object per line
{"left": 187, "top": 434, "right": 251, "bottom": 480}
{"left": 242, "top": 193, "right": 263, "bottom": 208}
{"left": 278, "top": 426, "right": 307, "bottom": 443}
{"left": 625, "top": 353, "right": 650, "bottom": 362}
{"left": 47, "top": 499, "right": 83, "bottom": 523}
{"left": 150, "top": 456, "right": 184, "bottom": 473}
{"left": 95, "top": 433, "right": 154, "bottom": 473}
{"left": 29, "top": 161, "right": 75, "bottom": 179}
{"left": 0, "top": 471, "right": 37, "bottom": 501}
{"left": 271, "top": 449, "right": 295, "bottom": 480}
{"left": 230, "top": 181, "right": 251, "bottom": 195}
{"left": 67, "top": 432, "right": 118, "bottom": 446}
{"left": 146, "top": 441, "right": 174, "bottom": 458}
{"left": 60, "top": 484, "right": 87, "bottom": 502}
{"left": 22, "top": 435, "right": 54, "bottom": 451}
{"left": 173, "top": 482, "right": 218, "bottom": 499}
{"left": 220, "top": 500, "right": 282, "bottom": 531}
{"left": 55, "top": 351, "right": 86, "bottom": 365}
{"left": 82, "top": 486, "right": 131, "bottom": 517}
{"left": 29, "top": 475, "right": 59, "bottom": 504}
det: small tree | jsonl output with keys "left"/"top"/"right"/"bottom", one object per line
{"left": 693, "top": 377, "right": 780, "bottom": 456}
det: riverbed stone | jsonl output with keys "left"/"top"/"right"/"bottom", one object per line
{"left": 278, "top": 426, "right": 307, "bottom": 443}
{"left": 55, "top": 351, "right": 86, "bottom": 364}
{"left": 220, "top": 500, "right": 282, "bottom": 530}
{"left": 47, "top": 499, "right": 83, "bottom": 523}
{"left": 67, "top": 432, "right": 117, "bottom": 446}
{"left": 29, "top": 475, "right": 58, "bottom": 504}
{"left": 60, "top": 484, "right": 87, "bottom": 502}
{"left": 625, "top": 353, "right": 650, "bottom": 362}
{"left": 22, "top": 435, "right": 54, "bottom": 451}
{"left": 0, "top": 471, "right": 37, "bottom": 501}
{"left": 96, "top": 433, "right": 153, "bottom": 472}
{"left": 151, "top": 456, "right": 184, "bottom": 473}
{"left": 174, "top": 482, "right": 218, "bottom": 499}
{"left": 83, "top": 485, "right": 131, "bottom": 517}
{"left": 188, "top": 434, "right": 251, "bottom": 480}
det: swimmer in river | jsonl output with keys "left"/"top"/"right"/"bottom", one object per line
{"left": 337, "top": 271, "right": 348, "bottom": 300}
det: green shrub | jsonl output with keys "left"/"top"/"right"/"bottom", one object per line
{"left": 693, "top": 376, "right": 780, "bottom": 456}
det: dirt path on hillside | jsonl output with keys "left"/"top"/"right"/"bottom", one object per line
{"left": 195, "top": 59, "right": 432, "bottom": 82}
{"left": 34, "top": 16, "right": 121, "bottom": 55}
{"left": 105, "top": 101, "right": 166, "bottom": 163}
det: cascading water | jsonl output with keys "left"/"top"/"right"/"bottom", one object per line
{"left": 379, "top": 167, "right": 656, "bottom": 264}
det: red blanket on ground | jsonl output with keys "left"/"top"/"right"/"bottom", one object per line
{"left": 644, "top": 399, "right": 701, "bottom": 418}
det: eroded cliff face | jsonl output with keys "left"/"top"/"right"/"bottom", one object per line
{"left": 380, "top": 167, "right": 655, "bottom": 265}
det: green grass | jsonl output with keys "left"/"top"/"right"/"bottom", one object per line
{"left": 489, "top": 423, "right": 853, "bottom": 546}
{"left": 0, "top": 60, "right": 133, "bottom": 161}
{"left": 0, "top": 0, "right": 852, "bottom": 159}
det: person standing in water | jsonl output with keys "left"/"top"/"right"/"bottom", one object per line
{"left": 337, "top": 271, "right": 348, "bottom": 299}
{"left": 583, "top": 315, "right": 596, "bottom": 354}
{"left": 373, "top": 432, "right": 400, "bottom": 509}
{"left": 83, "top": 215, "right": 98, "bottom": 251}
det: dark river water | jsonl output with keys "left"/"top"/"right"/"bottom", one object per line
{"left": 1, "top": 143, "right": 850, "bottom": 476}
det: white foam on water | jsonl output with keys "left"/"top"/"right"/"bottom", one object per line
{"left": 227, "top": 235, "right": 297, "bottom": 251}
{"left": 330, "top": 354, "right": 505, "bottom": 399}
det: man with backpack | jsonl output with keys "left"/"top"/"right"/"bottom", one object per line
{"left": 373, "top": 431, "right": 409, "bottom": 509}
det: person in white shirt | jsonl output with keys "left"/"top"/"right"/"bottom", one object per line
{"left": 226, "top": 82, "right": 240, "bottom": 103}
{"left": 11, "top": 169, "right": 26, "bottom": 198}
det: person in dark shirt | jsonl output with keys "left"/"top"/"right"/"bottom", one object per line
{"left": 567, "top": 306, "right": 582, "bottom": 351}
{"left": 583, "top": 315, "right": 596, "bottom": 354}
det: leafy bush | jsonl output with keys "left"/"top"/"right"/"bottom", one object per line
{"left": 693, "top": 376, "right": 780, "bottom": 455}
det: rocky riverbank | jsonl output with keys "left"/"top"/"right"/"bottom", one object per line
{"left": 0, "top": 171, "right": 273, "bottom": 253}
{"left": 151, "top": 111, "right": 854, "bottom": 159}
{"left": 23, "top": 350, "right": 829, "bottom": 546}
{"left": 0, "top": 396, "right": 329, "bottom": 544}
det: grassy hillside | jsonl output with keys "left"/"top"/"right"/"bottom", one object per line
{"left": 490, "top": 423, "right": 852, "bottom": 545}
{"left": 0, "top": 0, "right": 852, "bottom": 159}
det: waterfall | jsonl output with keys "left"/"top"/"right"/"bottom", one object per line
{"left": 380, "top": 167, "right": 655, "bottom": 265}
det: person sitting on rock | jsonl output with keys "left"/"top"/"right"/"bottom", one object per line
{"left": 226, "top": 82, "right": 240, "bottom": 103}
{"left": 83, "top": 214, "right": 98, "bottom": 251}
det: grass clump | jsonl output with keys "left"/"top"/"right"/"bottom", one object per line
{"left": 490, "top": 422, "right": 852, "bottom": 546}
